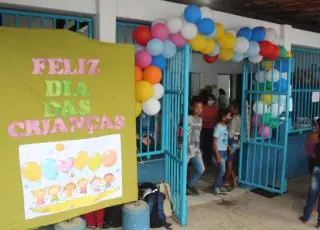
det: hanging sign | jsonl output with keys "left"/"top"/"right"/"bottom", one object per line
{"left": 0, "top": 28, "right": 137, "bottom": 229}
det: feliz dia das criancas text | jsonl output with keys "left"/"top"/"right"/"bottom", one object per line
{"left": 8, "top": 58, "right": 125, "bottom": 138}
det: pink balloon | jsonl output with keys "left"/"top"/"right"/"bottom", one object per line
{"left": 57, "top": 158, "right": 74, "bottom": 173}
{"left": 170, "top": 33, "right": 187, "bottom": 47}
{"left": 258, "top": 126, "right": 271, "bottom": 138}
{"left": 135, "top": 51, "right": 152, "bottom": 68}
{"left": 151, "top": 23, "right": 169, "bottom": 41}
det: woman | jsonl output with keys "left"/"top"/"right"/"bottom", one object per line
{"left": 200, "top": 94, "right": 219, "bottom": 167}
{"left": 218, "top": 88, "right": 228, "bottom": 110}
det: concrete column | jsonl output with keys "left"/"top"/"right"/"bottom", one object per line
{"left": 280, "top": 24, "right": 293, "bottom": 51}
{"left": 94, "top": 0, "right": 117, "bottom": 43}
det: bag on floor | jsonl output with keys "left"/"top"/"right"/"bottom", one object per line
{"left": 83, "top": 209, "right": 105, "bottom": 228}
{"left": 144, "top": 190, "right": 172, "bottom": 229}
{"left": 103, "top": 204, "right": 123, "bottom": 228}
{"left": 159, "top": 182, "right": 173, "bottom": 217}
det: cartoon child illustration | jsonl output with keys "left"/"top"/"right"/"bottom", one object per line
{"left": 32, "top": 188, "right": 46, "bottom": 207}
{"left": 64, "top": 182, "right": 76, "bottom": 198}
{"left": 48, "top": 185, "right": 60, "bottom": 202}
{"left": 103, "top": 173, "right": 114, "bottom": 188}
{"left": 77, "top": 178, "right": 88, "bottom": 194}
{"left": 91, "top": 176, "right": 102, "bottom": 192}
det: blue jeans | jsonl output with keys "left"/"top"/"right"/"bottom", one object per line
{"left": 188, "top": 154, "right": 205, "bottom": 187}
{"left": 214, "top": 151, "right": 227, "bottom": 192}
{"left": 303, "top": 166, "right": 320, "bottom": 223}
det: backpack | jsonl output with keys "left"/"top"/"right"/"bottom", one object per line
{"left": 140, "top": 183, "right": 172, "bottom": 229}
{"left": 103, "top": 204, "right": 123, "bottom": 228}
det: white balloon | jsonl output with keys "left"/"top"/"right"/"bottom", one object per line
{"left": 266, "top": 69, "right": 280, "bottom": 82}
{"left": 265, "top": 28, "right": 278, "bottom": 43}
{"left": 180, "top": 23, "right": 198, "bottom": 40}
{"left": 153, "top": 83, "right": 164, "bottom": 99}
{"left": 234, "top": 37, "right": 249, "bottom": 54}
{"left": 200, "top": 7, "right": 212, "bottom": 19}
{"left": 226, "top": 30, "right": 236, "bottom": 36}
{"left": 255, "top": 72, "right": 266, "bottom": 83}
{"left": 152, "top": 18, "right": 166, "bottom": 26}
{"left": 209, "top": 43, "right": 220, "bottom": 56}
{"left": 232, "top": 52, "right": 244, "bottom": 62}
{"left": 249, "top": 55, "right": 263, "bottom": 64}
{"left": 270, "top": 103, "right": 284, "bottom": 118}
{"left": 166, "top": 17, "right": 183, "bottom": 34}
{"left": 143, "top": 98, "right": 161, "bottom": 116}
{"left": 253, "top": 101, "right": 269, "bottom": 115}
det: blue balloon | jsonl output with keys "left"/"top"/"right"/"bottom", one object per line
{"left": 251, "top": 27, "right": 266, "bottom": 42}
{"left": 184, "top": 5, "right": 201, "bottom": 24}
{"left": 237, "top": 27, "right": 252, "bottom": 40}
{"left": 275, "top": 60, "right": 290, "bottom": 73}
{"left": 152, "top": 55, "right": 166, "bottom": 70}
{"left": 41, "top": 159, "right": 58, "bottom": 180}
{"left": 162, "top": 40, "right": 177, "bottom": 59}
{"left": 274, "top": 78, "right": 288, "bottom": 92}
{"left": 146, "top": 39, "right": 164, "bottom": 56}
{"left": 197, "top": 18, "right": 215, "bottom": 35}
{"left": 245, "top": 41, "right": 260, "bottom": 57}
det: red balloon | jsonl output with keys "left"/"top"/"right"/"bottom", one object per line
{"left": 133, "top": 26, "right": 152, "bottom": 46}
{"left": 259, "top": 41, "right": 274, "bottom": 57}
{"left": 266, "top": 45, "right": 280, "bottom": 60}
{"left": 203, "top": 55, "right": 218, "bottom": 64}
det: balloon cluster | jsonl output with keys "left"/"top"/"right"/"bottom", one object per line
{"left": 22, "top": 150, "right": 118, "bottom": 182}
{"left": 236, "top": 27, "right": 291, "bottom": 64}
{"left": 251, "top": 64, "right": 293, "bottom": 137}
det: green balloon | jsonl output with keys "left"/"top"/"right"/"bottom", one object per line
{"left": 261, "top": 113, "right": 271, "bottom": 125}
{"left": 270, "top": 119, "right": 280, "bottom": 129}
{"left": 279, "top": 46, "right": 287, "bottom": 58}
{"left": 256, "top": 82, "right": 272, "bottom": 91}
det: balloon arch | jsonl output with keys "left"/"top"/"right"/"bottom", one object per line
{"left": 134, "top": 4, "right": 292, "bottom": 117}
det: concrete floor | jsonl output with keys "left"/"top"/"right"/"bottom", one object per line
{"left": 100, "top": 174, "right": 315, "bottom": 230}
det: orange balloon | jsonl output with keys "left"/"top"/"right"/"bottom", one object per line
{"left": 103, "top": 150, "right": 118, "bottom": 167}
{"left": 143, "top": 66, "right": 162, "bottom": 84}
{"left": 135, "top": 66, "right": 143, "bottom": 81}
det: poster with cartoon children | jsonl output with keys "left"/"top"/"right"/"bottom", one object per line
{"left": 19, "top": 134, "right": 122, "bottom": 220}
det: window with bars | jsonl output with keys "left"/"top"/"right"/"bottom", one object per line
{"left": 290, "top": 47, "right": 320, "bottom": 132}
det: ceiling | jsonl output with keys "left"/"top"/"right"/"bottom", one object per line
{"left": 164, "top": 0, "right": 320, "bottom": 33}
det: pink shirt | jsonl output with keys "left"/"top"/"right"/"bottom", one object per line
{"left": 201, "top": 105, "right": 219, "bottom": 129}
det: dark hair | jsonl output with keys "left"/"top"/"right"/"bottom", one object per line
{"left": 219, "top": 88, "right": 226, "bottom": 95}
{"left": 204, "top": 94, "right": 216, "bottom": 104}
{"left": 316, "top": 117, "right": 320, "bottom": 127}
{"left": 218, "top": 109, "right": 230, "bottom": 122}
{"left": 230, "top": 100, "right": 241, "bottom": 112}
{"left": 190, "top": 96, "right": 203, "bottom": 106}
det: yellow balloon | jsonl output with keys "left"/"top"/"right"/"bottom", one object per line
{"left": 261, "top": 61, "right": 273, "bottom": 71}
{"left": 215, "top": 23, "right": 224, "bottom": 39}
{"left": 202, "top": 39, "right": 216, "bottom": 55}
{"left": 189, "top": 34, "right": 206, "bottom": 52}
{"left": 261, "top": 94, "right": 272, "bottom": 105}
{"left": 286, "top": 51, "right": 292, "bottom": 57}
{"left": 136, "top": 80, "right": 153, "bottom": 102}
{"left": 219, "top": 33, "right": 236, "bottom": 49}
{"left": 74, "top": 151, "right": 89, "bottom": 170}
{"left": 22, "top": 161, "right": 42, "bottom": 182}
{"left": 218, "top": 49, "right": 234, "bottom": 61}
{"left": 88, "top": 153, "right": 102, "bottom": 172}
{"left": 136, "top": 101, "right": 142, "bottom": 117}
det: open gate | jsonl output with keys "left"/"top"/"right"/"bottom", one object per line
{"left": 239, "top": 58, "right": 292, "bottom": 194}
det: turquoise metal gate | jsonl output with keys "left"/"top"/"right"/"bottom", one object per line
{"left": 239, "top": 58, "right": 292, "bottom": 194}
{"left": 117, "top": 21, "right": 190, "bottom": 225}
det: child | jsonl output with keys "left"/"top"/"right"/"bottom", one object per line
{"left": 225, "top": 101, "right": 241, "bottom": 189}
{"left": 187, "top": 96, "right": 205, "bottom": 195}
{"left": 212, "top": 109, "right": 232, "bottom": 196}
{"left": 300, "top": 137, "right": 320, "bottom": 228}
